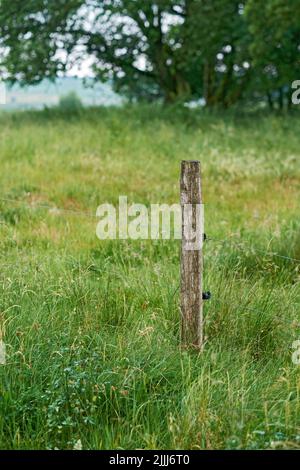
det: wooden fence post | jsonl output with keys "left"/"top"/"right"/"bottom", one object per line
{"left": 180, "top": 160, "right": 204, "bottom": 350}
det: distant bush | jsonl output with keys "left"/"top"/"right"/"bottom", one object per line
{"left": 58, "top": 92, "right": 83, "bottom": 112}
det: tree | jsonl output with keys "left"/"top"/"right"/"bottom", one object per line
{"left": 1, "top": 0, "right": 299, "bottom": 107}
{"left": 245, "top": 0, "right": 300, "bottom": 109}
{"left": 0, "top": 0, "right": 195, "bottom": 102}
{"left": 185, "top": 0, "right": 251, "bottom": 107}
{"left": 0, "top": 1, "right": 84, "bottom": 82}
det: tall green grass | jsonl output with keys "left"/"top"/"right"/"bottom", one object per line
{"left": 0, "top": 105, "right": 299, "bottom": 449}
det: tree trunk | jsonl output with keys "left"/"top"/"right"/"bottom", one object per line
{"left": 203, "top": 61, "right": 215, "bottom": 107}
{"left": 278, "top": 87, "right": 284, "bottom": 110}
{"left": 267, "top": 92, "right": 274, "bottom": 110}
{"left": 163, "top": 72, "right": 191, "bottom": 103}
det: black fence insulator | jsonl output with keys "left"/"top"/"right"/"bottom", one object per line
{"left": 202, "top": 291, "right": 211, "bottom": 300}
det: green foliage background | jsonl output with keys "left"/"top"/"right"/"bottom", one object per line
{"left": 0, "top": 0, "right": 299, "bottom": 107}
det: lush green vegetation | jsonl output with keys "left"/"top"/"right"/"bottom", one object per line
{"left": 0, "top": 105, "right": 299, "bottom": 449}
{"left": 1, "top": 1, "right": 299, "bottom": 107}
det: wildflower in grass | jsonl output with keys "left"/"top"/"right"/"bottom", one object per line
{"left": 73, "top": 439, "right": 82, "bottom": 450}
{"left": 138, "top": 326, "right": 154, "bottom": 337}
{"left": 0, "top": 341, "right": 6, "bottom": 365}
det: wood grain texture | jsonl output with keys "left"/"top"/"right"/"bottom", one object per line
{"left": 180, "top": 160, "right": 203, "bottom": 349}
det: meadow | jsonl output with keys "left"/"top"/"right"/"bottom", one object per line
{"left": 0, "top": 105, "right": 299, "bottom": 450}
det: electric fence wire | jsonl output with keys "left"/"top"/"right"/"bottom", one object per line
{"left": 172, "top": 283, "right": 298, "bottom": 327}
{"left": 206, "top": 236, "right": 300, "bottom": 264}
{"left": 0, "top": 196, "right": 299, "bottom": 263}
{"left": 0, "top": 197, "right": 96, "bottom": 218}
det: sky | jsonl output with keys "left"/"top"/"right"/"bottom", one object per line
{"left": 67, "top": 57, "right": 94, "bottom": 78}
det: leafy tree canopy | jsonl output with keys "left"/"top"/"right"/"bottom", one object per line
{"left": 0, "top": 0, "right": 299, "bottom": 107}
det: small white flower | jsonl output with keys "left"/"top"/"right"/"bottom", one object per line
{"left": 73, "top": 439, "right": 82, "bottom": 450}
{"left": 48, "top": 207, "right": 61, "bottom": 215}
{"left": 0, "top": 341, "right": 6, "bottom": 365}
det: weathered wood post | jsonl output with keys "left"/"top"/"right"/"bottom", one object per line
{"left": 180, "top": 161, "right": 204, "bottom": 350}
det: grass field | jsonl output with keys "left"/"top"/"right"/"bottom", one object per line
{"left": 0, "top": 105, "right": 299, "bottom": 450}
